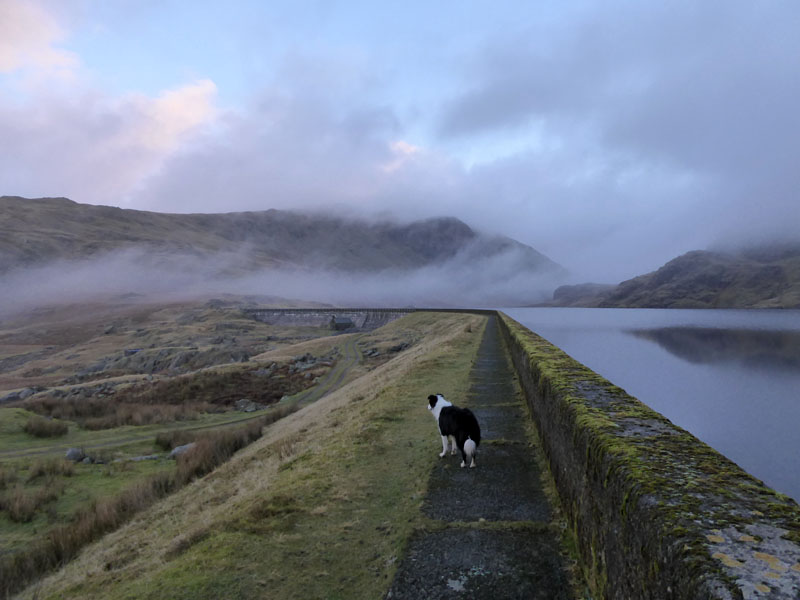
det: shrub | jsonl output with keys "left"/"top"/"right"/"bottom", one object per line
{"left": 0, "top": 482, "right": 64, "bottom": 523}
{"left": 0, "top": 465, "right": 18, "bottom": 491}
{"left": 155, "top": 430, "right": 199, "bottom": 451}
{"left": 26, "top": 458, "right": 74, "bottom": 482}
{"left": 22, "top": 416, "right": 68, "bottom": 438}
{"left": 1, "top": 486, "right": 38, "bottom": 522}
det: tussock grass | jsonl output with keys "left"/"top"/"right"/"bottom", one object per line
{"left": 21, "top": 396, "right": 219, "bottom": 430}
{"left": 18, "top": 362, "right": 314, "bottom": 430}
{"left": 1, "top": 481, "right": 65, "bottom": 523}
{"left": 18, "top": 312, "right": 485, "bottom": 600}
{"left": 0, "top": 464, "right": 18, "bottom": 490}
{"left": 1, "top": 404, "right": 300, "bottom": 597}
{"left": 22, "top": 416, "right": 68, "bottom": 438}
{"left": 26, "top": 458, "right": 74, "bottom": 482}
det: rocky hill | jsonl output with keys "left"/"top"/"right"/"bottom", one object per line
{"left": 552, "top": 246, "right": 800, "bottom": 308}
{"left": 0, "top": 196, "right": 561, "bottom": 277}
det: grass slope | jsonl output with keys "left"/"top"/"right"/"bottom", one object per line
{"left": 19, "top": 312, "right": 486, "bottom": 600}
{"left": 552, "top": 247, "right": 800, "bottom": 308}
{"left": 0, "top": 196, "right": 561, "bottom": 277}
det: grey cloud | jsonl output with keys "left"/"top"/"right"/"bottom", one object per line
{"left": 434, "top": 1, "right": 800, "bottom": 279}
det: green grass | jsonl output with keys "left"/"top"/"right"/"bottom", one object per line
{"left": 1, "top": 459, "right": 172, "bottom": 554}
{"left": 0, "top": 407, "right": 275, "bottom": 459}
{"left": 24, "top": 311, "right": 486, "bottom": 600}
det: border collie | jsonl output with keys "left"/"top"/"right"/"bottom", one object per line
{"left": 427, "top": 393, "right": 481, "bottom": 468}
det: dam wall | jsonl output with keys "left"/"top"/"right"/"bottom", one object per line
{"left": 497, "top": 312, "right": 800, "bottom": 599}
{"left": 244, "top": 308, "right": 416, "bottom": 331}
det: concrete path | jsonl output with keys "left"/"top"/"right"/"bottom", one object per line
{"left": 387, "top": 315, "right": 577, "bottom": 599}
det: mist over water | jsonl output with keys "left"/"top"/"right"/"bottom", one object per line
{"left": 0, "top": 247, "right": 560, "bottom": 317}
{"left": 504, "top": 307, "right": 800, "bottom": 502}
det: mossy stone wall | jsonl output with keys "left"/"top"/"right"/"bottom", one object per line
{"left": 498, "top": 312, "right": 800, "bottom": 599}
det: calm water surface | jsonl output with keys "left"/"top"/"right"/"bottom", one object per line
{"left": 503, "top": 308, "right": 800, "bottom": 503}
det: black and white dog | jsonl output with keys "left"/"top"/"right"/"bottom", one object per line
{"left": 427, "top": 393, "right": 481, "bottom": 468}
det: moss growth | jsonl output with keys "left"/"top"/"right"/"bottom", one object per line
{"left": 498, "top": 311, "right": 800, "bottom": 598}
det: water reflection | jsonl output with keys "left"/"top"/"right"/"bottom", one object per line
{"left": 502, "top": 308, "right": 800, "bottom": 502}
{"left": 629, "top": 327, "right": 800, "bottom": 372}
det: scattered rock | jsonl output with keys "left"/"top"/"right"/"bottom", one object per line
{"left": 65, "top": 447, "right": 85, "bottom": 462}
{"left": 235, "top": 398, "right": 264, "bottom": 412}
{"left": 18, "top": 387, "right": 36, "bottom": 400}
{"left": 130, "top": 454, "right": 160, "bottom": 462}
{"left": 81, "top": 456, "right": 93, "bottom": 464}
{"left": 0, "top": 390, "right": 21, "bottom": 403}
{"left": 169, "top": 443, "right": 196, "bottom": 459}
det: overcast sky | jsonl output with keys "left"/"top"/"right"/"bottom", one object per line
{"left": 2, "top": 0, "right": 799, "bottom": 281}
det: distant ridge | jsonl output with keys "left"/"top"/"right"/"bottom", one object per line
{"left": 551, "top": 247, "right": 800, "bottom": 309}
{"left": 0, "top": 195, "right": 563, "bottom": 278}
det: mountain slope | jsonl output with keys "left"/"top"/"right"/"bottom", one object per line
{"left": 552, "top": 247, "right": 800, "bottom": 308}
{"left": 0, "top": 196, "right": 561, "bottom": 275}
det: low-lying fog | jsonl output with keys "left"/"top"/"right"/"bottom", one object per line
{"left": 0, "top": 247, "right": 561, "bottom": 316}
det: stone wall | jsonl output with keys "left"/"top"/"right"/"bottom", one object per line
{"left": 498, "top": 312, "right": 800, "bottom": 599}
{"left": 244, "top": 308, "right": 415, "bottom": 331}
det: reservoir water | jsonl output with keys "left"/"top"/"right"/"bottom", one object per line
{"left": 503, "top": 308, "right": 800, "bottom": 503}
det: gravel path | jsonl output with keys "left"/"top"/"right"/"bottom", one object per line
{"left": 387, "top": 315, "right": 577, "bottom": 599}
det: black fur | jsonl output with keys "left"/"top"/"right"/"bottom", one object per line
{"left": 437, "top": 405, "right": 481, "bottom": 465}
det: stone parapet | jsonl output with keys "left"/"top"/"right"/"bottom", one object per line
{"left": 498, "top": 311, "right": 800, "bottom": 599}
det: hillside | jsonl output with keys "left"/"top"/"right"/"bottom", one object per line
{"left": 9, "top": 311, "right": 488, "bottom": 599}
{"left": 551, "top": 247, "right": 800, "bottom": 308}
{"left": 0, "top": 196, "right": 561, "bottom": 276}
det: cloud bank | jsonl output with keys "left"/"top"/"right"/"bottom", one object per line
{"left": 0, "top": 246, "right": 560, "bottom": 317}
{"left": 1, "top": 1, "right": 799, "bottom": 284}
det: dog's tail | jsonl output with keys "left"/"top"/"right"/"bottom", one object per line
{"left": 464, "top": 436, "right": 477, "bottom": 467}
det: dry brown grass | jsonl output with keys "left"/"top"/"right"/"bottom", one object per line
{"left": 26, "top": 458, "right": 74, "bottom": 482}
{"left": 1, "top": 405, "right": 298, "bottom": 597}
{"left": 0, "top": 481, "right": 65, "bottom": 523}
{"left": 19, "top": 363, "right": 312, "bottom": 430}
{"left": 13, "top": 312, "right": 484, "bottom": 599}
{"left": 22, "top": 416, "right": 68, "bottom": 438}
{"left": 0, "top": 465, "right": 18, "bottom": 490}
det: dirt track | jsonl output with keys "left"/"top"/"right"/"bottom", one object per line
{"left": 387, "top": 315, "right": 578, "bottom": 599}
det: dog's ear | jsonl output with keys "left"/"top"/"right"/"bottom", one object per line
{"left": 427, "top": 394, "right": 437, "bottom": 408}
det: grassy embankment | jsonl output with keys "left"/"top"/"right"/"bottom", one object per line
{"left": 0, "top": 404, "right": 302, "bottom": 595}
{"left": 17, "top": 311, "right": 485, "bottom": 600}
{"left": 0, "top": 322, "right": 350, "bottom": 594}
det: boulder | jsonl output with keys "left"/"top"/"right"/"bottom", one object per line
{"left": 169, "top": 443, "right": 196, "bottom": 459}
{"left": 65, "top": 447, "right": 85, "bottom": 462}
{"left": 235, "top": 398, "right": 263, "bottom": 413}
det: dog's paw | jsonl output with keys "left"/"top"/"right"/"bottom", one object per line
{"left": 450, "top": 449, "right": 457, "bottom": 455}
{"left": 439, "top": 451, "right": 447, "bottom": 458}
{"left": 460, "top": 461, "right": 466, "bottom": 468}
{"left": 470, "top": 461, "right": 476, "bottom": 468}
